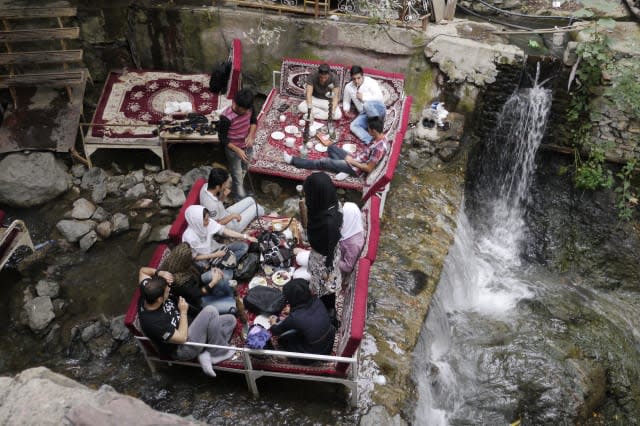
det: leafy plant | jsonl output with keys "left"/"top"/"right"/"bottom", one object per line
{"left": 614, "top": 159, "right": 638, "bottom": 220}
{"left": 528, "top": 40, "right": 540, "bottom": 49}
{"left": 574, "top": 145, "right": 613, "bottom": 190}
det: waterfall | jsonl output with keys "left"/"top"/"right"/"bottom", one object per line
{"left": 413, "top": 73, "right": 553, "bottom": 425}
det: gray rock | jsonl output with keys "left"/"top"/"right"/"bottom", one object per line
{"left": 360, "top": 406, "right": 407, "bottom": 426}
{"left": 281, "top": 197, "right": 300, "bottom": 217}
{"left": 80, "top": 167, "right": 107, "bottom": 190}
{"left": 91, "top": 206, "right": 110, "bottom": 222}
{"left": 96, "top": 221, "right": 112, "bottom": 239}
{"left": 120, "top": 173, "right": 141, "bottom": 191}
{"left": 437, "top": 140, "right": 461, "bottom": 162}
{"left": 71, "top": 198, "right": 97, "bottom": 220}
{"left": 181, "top": 166, "right": 212, "bottom": 191}
{"left": 91, "top": 181, "right": 108, "bottom": 204}
{"left": 132, "top": 198, "right": 154, "bottom": 209}
{"left": 0, "top": 152, "right": 72, "bottom": 207}
{"left": 71, "top": 164, "right": 86, "bottom": 178}
{"left": 43, "top": 323, "right": 62, "bottom": 351}
{"left": 81, "top": 321, "right": 104, "bottom": 342}
{"left": 56, "top": 220, "right": 96, "bottom": 243}
{"left": 136, "top": 223, "right": 152, "bottom": 243}
{"left": 110, "top": 213, "right": 130, "bottom": 234}
{"left": 155, "top": 169, "right": 182, "bottom": 185}
{"left": 52, "top": 299, "right": 66, "bottom": 316}
{"left": 106, "top": 175, "right": 124, "bottom": 195}
{"left": 148, "top": 225, "right": 172, "bottom": 242}
{"left": 35, "top": 280, "right": 60, "bottom": 298}
{"left": 159, "top": 185, "right": 186, "bottom": 207}
{"left": 79, "top": 231, "right": 98, "bottom": 252}
{"left": 24, "top": 296, "right": 55, "bottom": 331}
{"left": 110, "top": 315, "right": 130, "bottom": 341}
{"left": 124, "top": 183, "right": 147, "bottom": 199}
{"left": 111, "top": 162, "right": 124, "bottom": 174}
{"left": 144, "top": 163, "right": 161, "bottom": 173}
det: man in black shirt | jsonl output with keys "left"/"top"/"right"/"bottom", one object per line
{"left": 297, "top": 63, "right": 343, "bottom": 121}
{"left": 138, "top": 266, "right": 237, "bottom": 377}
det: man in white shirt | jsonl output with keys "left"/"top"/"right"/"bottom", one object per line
{"left": 342, "top": 65, "right": 386, "bottom": 144}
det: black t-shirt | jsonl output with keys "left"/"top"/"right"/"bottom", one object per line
{"left": 307, "top": 71, "right": 338, "bottom": 100}
{"left": 138, "top": 279, "right": 181, "bottom": 357}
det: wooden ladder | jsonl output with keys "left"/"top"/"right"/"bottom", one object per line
{"left": 303, "top": 0, "right": 330, "bottom": 17}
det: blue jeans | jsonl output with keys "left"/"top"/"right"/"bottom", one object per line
{"left": 225, "top": 146, "right": 251, "bottom": 200}
{"left": 291, "top": 145, "right": 356, "bottom": 176}
{"left": 200, "top": 241, "right": 249, "bottom": 299}
{"left": 350, "top": 100, "right": 386, "bottom": 144}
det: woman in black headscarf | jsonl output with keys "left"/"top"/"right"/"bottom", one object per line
{"left": 303, "top": 172, "right": 343, "bottom": 315}
{"left": 269, "top": 279, "right": 335, "bottom": 356}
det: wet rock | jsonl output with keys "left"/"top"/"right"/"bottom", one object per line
{"left": 35, "top": 280, "right": 60, "bottom": 298}
{"left": 56, "top": 220, "right": 97, "bottom": 242}
{"left": 52, "top": 299, "right": 66, "bottom": 317}
{"left": 124, "top": 183, "right": 147, "bottom": 199}
{"left": 159, "top": 184, "right": 186, "bottom": 207}
{"left": 81, "top": 321, "right": 104, "bottom": 342}
{"left": 132, "top": 198, "right": 154, "bottom": 209}
{"left": 71, "top": 198, "right": 97, "bottom": 220}
{"left": 111, "top": 213, "right": 130, "bottom": 234}
{"left": 181, "top": 166, "right": 212, "bottom": 191}
{"left": 43, "top": 324, "right": 63, "bottom": 353}
{"left": 81, "top": 167, "right": 107, "bottom": 190}
{"left": 136, "top": 223, "right": 152, "bottom": 243}
{"left": 24, "top": 296, "right": 55, "bottom": 331}
{"left": 79, "top": 230, "right": 98, "bottom": 252}
{"left": 0, "top": 152, "right": 72, "bottom": 207}
{"left": 361, "top": 406, "right": 407, "bottom": 426}
{"left": 71, "top": 164, "right": 86, "bottom": 178}
{"left": 96, "top": 221, "right": 112, "bottom": 239}
{"left": 121, "top": 172, "right": 142, "bottom": 191}
{"left": 155, "top": 169, "right": 182, "bottom": 185}
{"left": 438, "top": 140, "right": 461, "bottom": 162}
{"left": 261, "top": 181, "right": 283, "bottom": 199}
{"left": 111, "top": 162, "right": 124, "bottom": 174}
{"left": 145, "top": 163, "right": 162, "bottom": 173}
{"left": 91, "top": 206, "right": 110, "bottom": 222}
{"left": 0, "top": 367, "right": 204, "bottom": 425}
{"left": 91, "top": 181, "right": 108, "bottom": 204}
{"left": 280, "top": 197, "right": 300, "bottom": 217}
{"left": 110, "top": 315, "right": 130, "bottom": 341}
{"left": 106, "top": 175, "right": 124, "bottom": 195}
{"left": 148, "top": 225, "right": 171, "bottom": 242}
{"left": 87, "top": 333, "right": 113, "bottom": 358}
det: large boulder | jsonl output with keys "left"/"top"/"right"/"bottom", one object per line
{"left": 0, "top": 152, "right": 71, "bottom": 207}
{"left": 0, "top": 367, "right": 203, "bottom": 425}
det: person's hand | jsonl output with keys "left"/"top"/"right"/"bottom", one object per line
{"left": 245, "top": 134, "right": 255, "bottom": 148}
{"left": 269, "top": 315, "right": 278, "bottom": 325}
{"left": 293, "top": 247, "right": 303, "bottom": 255}
{"left": 231, "top": 213, "right": 242, "bottom": 222}
{"left": 158, "top": 270, "right": 174, "bottom": 285}
{"left": 222, "top": 187, "right": 231, "bottom": 200}
{"left": 211, "top": 249, "right": 226, "bottom": 259}
{"left": 344, "top": 155, "right": 353, "bottom": 165}
{"left": 235, "top": 147, "right": 249, "bottom": 163}
{"left": 356, "top": 91, "right": 363, "bottom": 101}
{"left": 343, "top": 110, "right": 354, "bottom": 119}
{"left": 178, "top": 296, "right": 188, "bottom": 314}
{"left": 244, "top": 234, "right": 258, "bottom": 243}
{"left": 208, "top": 268, "right": 223, "bottom": 287}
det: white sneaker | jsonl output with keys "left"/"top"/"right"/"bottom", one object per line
{"left": 198, "top": 351, "right": 216, "bottom": 377}
{"left": 283, "top": 152, "right": 293, "bottom": 164}
{"left": 335, "top": 172, "right": 349, "bottom": 181}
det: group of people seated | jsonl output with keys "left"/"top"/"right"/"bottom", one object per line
{"left": 137, "top": 167, "right": 366, "bottom": 377}
{"left": 284, "top": 63, "right": 389, "bottom": 180}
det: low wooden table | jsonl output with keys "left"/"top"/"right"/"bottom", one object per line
{"left": 159, "top": 131, "right": 219, "bottom": 170}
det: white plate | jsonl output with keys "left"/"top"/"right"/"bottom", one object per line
{"left": 342, "top": 143, "right": 357, "bottom": 154}
{"left": 315, "top": 143, "right": 328, "bottom": 153}
{"left": 284, "top": 125, "right": 298, "bottom": 135}
{"left": 271, "top": 131, "right": 285, "bottom": 141}
{"left": 249, "top": 276, "right": 268, "bottom": 289}
{"left": 271, "top": 271, "right": 291, "bottom": 286}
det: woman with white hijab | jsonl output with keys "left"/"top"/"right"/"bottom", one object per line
{"left": 182, "top": 205, "right": 257, "bottom": 299}
{"left": 338, "top": 202, "right": 364, "bottom": 274}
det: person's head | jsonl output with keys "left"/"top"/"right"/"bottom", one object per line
{"left": 233, "top": 89, "right": 254, "bottom": 114}
{"left": 185, "top": 205, "right": 210, "bottom": 235}
{"left": 207, "top": 167, "right": 231, "bottom": 195}
{"left": 317, "top": 63, "right": 331, "bottom": 85}
{"left": 350, "top": 65, "right": 364, "bottom": 86}
{"left": 283, "top": 278, "right": 312, "bottom": 309}
{"left": 141, "top": 275, "right": 169, "bottom": 305}
{"left": 367, "top": 116, "right": 384, "bottom": 136}
{"left": 160, "top": 243, "right": 193, "bottom": 274}
{"left": 303, "top": 172, "right": 338, "bottom": 212}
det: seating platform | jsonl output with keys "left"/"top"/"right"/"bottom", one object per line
{"left": 82, "top": 39, "right": 242, "bottom": 168}
{"left": 249, "top": 58, "right": 412, "bottom": 198}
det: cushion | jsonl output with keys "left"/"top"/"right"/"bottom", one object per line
{"left": 279, "top": 58, "right": 346, "bottom": 99}
{"left": 168, "top": 178, "right": 206, "bottom": 245}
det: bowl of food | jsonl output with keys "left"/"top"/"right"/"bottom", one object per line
{"left": 271, "top": 270, "right": 291, "bottom": 287}
{"left": 249, "top": 276, "right": 268, "bottom": 289}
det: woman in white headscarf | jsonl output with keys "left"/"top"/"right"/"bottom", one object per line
{"left": 182, "top": 205, "right": 257, "bottom": 300}
{"left": 339, "top": 202, "right": 364, "bottom": 274}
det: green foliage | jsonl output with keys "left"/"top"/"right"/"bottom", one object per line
{"left": 528, "top": 40, "right": 540, "bottom": 49}
{"left": 574, "top": 145, "right": 613, "bottom": 190}
{"left": 614, "top": 159, "right": 638, "bottom": 221}
{"left": 606, "top": 61, "right": 640, "bottom": 121}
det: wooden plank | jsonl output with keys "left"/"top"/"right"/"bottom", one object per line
{"left": 0, "top": 50, "right": 83, "bottom": 65}
{"left": 0, "top": 7, "right": 77, "bottom": 19}
{"left": 0, "top": 27, "right": 79, "bottom": 43}
{"left": 431, "top": 0, "right": 445, "bottom": 23}
{"left": 0, "top": 70, "right": 86, "bottom": 88}
{"left": 443, "top": 0, "right": 457, "bottom": 20}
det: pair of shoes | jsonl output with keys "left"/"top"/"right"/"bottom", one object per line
{"left": 283, "top": 152, "right": 293, "bottom": 164}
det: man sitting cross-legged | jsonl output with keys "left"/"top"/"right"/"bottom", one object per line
{"left": 137, "top": 266, "right": 236, "bottom": 377}
{"left": 283, "top": 116, "right": 388, "bottom": 179}
{"left": 342, "top": 65, "right": 386, "bottom": 145}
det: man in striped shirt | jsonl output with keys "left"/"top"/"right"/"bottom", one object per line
{"left": 218, "top": 89, "right": 257, "bottom": 200}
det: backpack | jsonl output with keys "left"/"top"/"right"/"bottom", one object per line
{"left": 243, "top": 286, "right": 285, "bottom": 315}
{"left": 234, "top": 252, "right": 260, "bottom": 282}
{"left": 209, "top": 60, "right": 232, "bottom": 94}
{"left": 258, "top": 231, "right": 294, "bottom": 268}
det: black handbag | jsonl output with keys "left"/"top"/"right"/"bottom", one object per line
{"left": 234, "top": 252, "right": 260, "bottom": 282}
{"left": 243, "top": 286, "right": 285, "bottom": 315}
{"left": 258, "top": 231, "right": 294, "bottom": 268}
{"left": 210, "top": 246, "right": 237, "bottom": 269}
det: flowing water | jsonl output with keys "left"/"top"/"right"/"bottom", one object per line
{"left": 413, "top": 72, "right": 640, "bottom": 423}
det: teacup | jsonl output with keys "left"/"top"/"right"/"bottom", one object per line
{"left": 285, "top": 137, "right": 296, "bottom": 148}
{"left": 279, "top": 114, "right": 287, "bottom": 123}
{"left": 309, "top": 128, "right": 317, "bottom": 137}
{"left": 298, "top": 119, "right": 306, "bottom": 127}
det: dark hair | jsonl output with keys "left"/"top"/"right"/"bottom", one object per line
{"left": 318, "top": 63, "right": 330, "bottom": 75}
{"left": 141, "top": 276, "right": 167, "bottom": 304}
{"left": 234, "top": 89, "right": 254, "bottom": 109}
{"left": 283, "top": 279, "right": 312, "bottom": 309}
{"left": 367, "top": 116, "right": 384, "bottom": 133}
{"left": 350, "top": 65, "right": 363, "bottom": 77}
{"left": 304, "top": 172, "right": 338, "bottom": 213}
{"left": 203, "top": 208, "right": 210, "bottom": 220}
{"left": 207, "top": 167, "right": 229, "bottom": 189}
